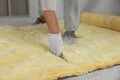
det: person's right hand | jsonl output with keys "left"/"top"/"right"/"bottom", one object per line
{"left": 48, "top": 32, "right": 64, "bottom": 56}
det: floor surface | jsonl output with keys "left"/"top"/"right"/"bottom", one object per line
{"left": 62, "top": 66, "right": 120, "bottom": 80}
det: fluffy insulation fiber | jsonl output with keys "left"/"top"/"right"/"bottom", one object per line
{"left": 81, "top": 12, "right": 120, "bottom": 32}
{"left": 0, "top": 22, "right": 120, "bottom": 80}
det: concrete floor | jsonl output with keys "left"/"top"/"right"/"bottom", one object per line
{"left": 0, "top": 18, "right": 120, "bottom": 80}
{"left": 62, "top": 66, "right": 120, "bottom": 80}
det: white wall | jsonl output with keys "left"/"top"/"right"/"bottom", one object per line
{"left": 82, "top": 0, "right": 120, "bottom": 15}
{"left": 29, "top": 0, "right": 39, "bottom": 18}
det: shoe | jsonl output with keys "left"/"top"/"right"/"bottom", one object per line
{"left": 63, "top": 31, "right": 77, "bottom": 44}
{"left": 33, "top": 16, "right": 46, "bottom": 25}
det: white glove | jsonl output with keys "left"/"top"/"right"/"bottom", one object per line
{"left": 48, "top": 32, "right": 64, "bottom": 56}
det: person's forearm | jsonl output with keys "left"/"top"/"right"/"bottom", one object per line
{"left": 43, "top": 10, "right": 59, "bottom": 34}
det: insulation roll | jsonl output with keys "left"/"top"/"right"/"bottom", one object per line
{"left": 81, "top": 12, "right": 120, "bottom": 32}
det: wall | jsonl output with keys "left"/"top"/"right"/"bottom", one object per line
{"left": 82, "top": 0, "right": 120, "bottom": 15}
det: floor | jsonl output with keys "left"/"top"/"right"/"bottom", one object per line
{"left": 0, "top": 18, "right": 120, "bottom": 80}
{"left": 62, "top": 66, "right": 120, "bottom": 80}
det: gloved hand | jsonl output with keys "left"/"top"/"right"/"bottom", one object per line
{"left": 48, "top": 32, "right": 64, "bottom": 56}
{"left": 63, "top": 31, "right": 77, "bottom": 44}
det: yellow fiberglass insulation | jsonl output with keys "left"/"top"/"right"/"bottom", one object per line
{"left": 0, "top": 22, "right": 120, "bottom": 80}
{"left": 81, "top": 12, "right": 120, "bottom": 32}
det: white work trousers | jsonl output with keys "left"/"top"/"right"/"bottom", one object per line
{"left": 38, "top": 0, "right": 83, "bottom": 31}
